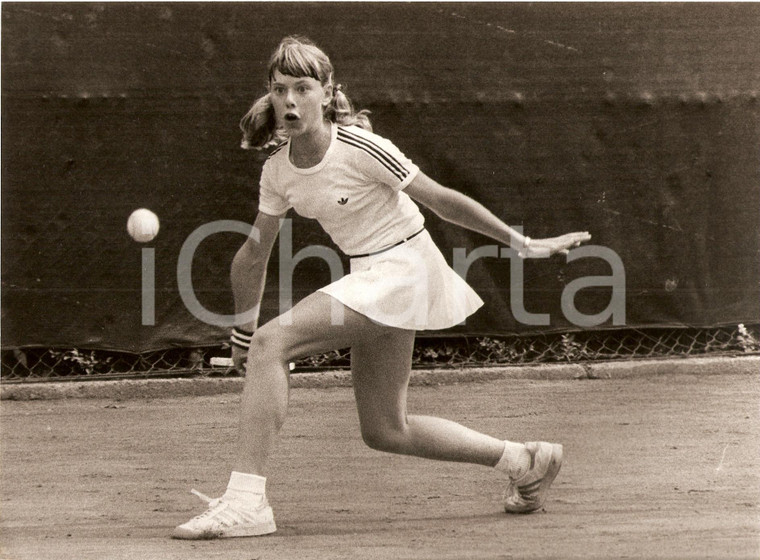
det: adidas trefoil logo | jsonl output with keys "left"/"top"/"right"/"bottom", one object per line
{"left": 338, "top": 197, "right": 349, "bottom": 205}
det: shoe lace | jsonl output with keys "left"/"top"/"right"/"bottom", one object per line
{"left": 190, "top": 488, "right": 218, "bottom": 505}
{"left": 189, "top": 489, "right": 226, "bottom": 520}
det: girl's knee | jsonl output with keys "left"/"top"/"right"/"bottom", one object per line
{"left": 248, "top": 327, "right": 287, "bottom": 364}
{"left": 360, "top": 423, "right": 408, "bottom": 454}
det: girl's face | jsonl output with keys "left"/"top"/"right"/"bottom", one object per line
{"left": 269, "top": 70, "right": 332, "bottom": 138}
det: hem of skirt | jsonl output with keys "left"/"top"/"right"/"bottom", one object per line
{"left": 317, "top": 287, "right": 484, "bottom": 331}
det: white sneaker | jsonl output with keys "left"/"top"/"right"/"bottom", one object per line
{"left": 172, "top": 489, "right": 277, "bottom": 539}
{"left": 503, "top": 442, "right": 563, "bottom": 514}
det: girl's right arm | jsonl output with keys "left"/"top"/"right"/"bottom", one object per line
{"left": 405, "top": 172, "right": 590, "bottom": 256}
{"left": 230, "top": 211, "right": 284, "bottom": 371}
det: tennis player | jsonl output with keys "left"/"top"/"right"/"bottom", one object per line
{"left": 173, "top": 36, "right": 590, "bottom": 539}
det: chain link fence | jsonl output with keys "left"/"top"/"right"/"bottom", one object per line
{"left": 2, "top": 324, "right": 758, "bottom": 383}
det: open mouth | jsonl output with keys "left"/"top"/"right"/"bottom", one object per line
{"left": 284, "top": 113, "right": 299, "bottom": 122}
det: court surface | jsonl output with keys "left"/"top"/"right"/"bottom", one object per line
{"left": 2, "top": 371, "right": 758, "bottom": 559}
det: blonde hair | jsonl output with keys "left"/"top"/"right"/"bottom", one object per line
{"left": 240, "top": 36, "right": 371, "bottom": 150}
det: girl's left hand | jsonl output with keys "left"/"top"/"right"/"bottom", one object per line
{"left": 521, "top": 231, "right": 591, "bottom": 258}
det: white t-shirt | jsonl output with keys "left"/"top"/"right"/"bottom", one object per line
{"left": 259, "top": 123, "right": 424, "bottom": 256}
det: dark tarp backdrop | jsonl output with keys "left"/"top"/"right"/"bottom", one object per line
{"left": 2, "top": 3, "right": 759, "bottom": 353}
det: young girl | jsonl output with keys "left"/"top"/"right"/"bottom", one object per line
{"left": 173, "top": 36, "right": 590, "bottom": 539}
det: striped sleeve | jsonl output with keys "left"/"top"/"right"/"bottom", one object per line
{"left": 337, "top": 127, "right": 419, "bottom": 191}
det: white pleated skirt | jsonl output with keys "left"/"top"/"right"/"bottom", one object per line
{"left": 319, "top": 230, "right": 483, "bottom": 331}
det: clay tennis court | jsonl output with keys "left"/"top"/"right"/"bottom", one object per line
{"left": 2, "top": 366, "right": 758, "bottom": 559}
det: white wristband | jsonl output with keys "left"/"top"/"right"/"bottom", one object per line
{"left": 517, "top": 236, "right": 531, "bottom": 258}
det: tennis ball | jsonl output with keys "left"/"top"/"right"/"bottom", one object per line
{"left": 127, "top": 208, "right": 160, "bottom": 243}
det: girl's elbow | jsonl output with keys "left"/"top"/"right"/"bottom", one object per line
{"left": 429, "top": 205, "right": 457, "bottom": 225}
{"left": 435, "top": 194, "right": 465, "bottom": 222}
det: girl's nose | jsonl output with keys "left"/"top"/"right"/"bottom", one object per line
{"left": 284, "top": 90, "right": 296, "bottom": 107}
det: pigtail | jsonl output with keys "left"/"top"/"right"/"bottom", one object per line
{"left": 325, "top": 85, "right": 372, "bottom": 132}
{"left": 239, "top": 93, "right": 286, "bottom": 151}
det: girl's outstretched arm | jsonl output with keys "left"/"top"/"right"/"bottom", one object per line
{"left": 230, "top": 210, "right": 284, "bottom": 370}
{"left": 405, "top": 172, "right": 590, "bottom": 257}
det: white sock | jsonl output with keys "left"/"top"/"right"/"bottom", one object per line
{"left": 223, "top": 471, "right": 267, "bottom": 506}
{"left": 494, "top": 441, "right": 531, "bottom": 480}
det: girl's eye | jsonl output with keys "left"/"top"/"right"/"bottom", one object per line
{"left": 298, "top": 86, "right": 308, "bottom": 93}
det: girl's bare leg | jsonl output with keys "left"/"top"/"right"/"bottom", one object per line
{"left": 351, "top": 331, "right": 505, "bottom": 466}
{"left": 174, "top": 292, "right": 546, "bottom": 539}
{"left": 234, "top": 291, "right": 389, "bottom": 475}
{"left": 235, "top": 291, "right": 505, "bottom": 475}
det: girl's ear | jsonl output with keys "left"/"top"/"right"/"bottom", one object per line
{"left": 322, "top": 83, "right": 334, "bottom": 107}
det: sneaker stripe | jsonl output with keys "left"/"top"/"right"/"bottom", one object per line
{"left": 173, "top": 494, "right": 277, "bottom": 540}
{"left": 518, "top": 479, "right": 544, "bottom": 493}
